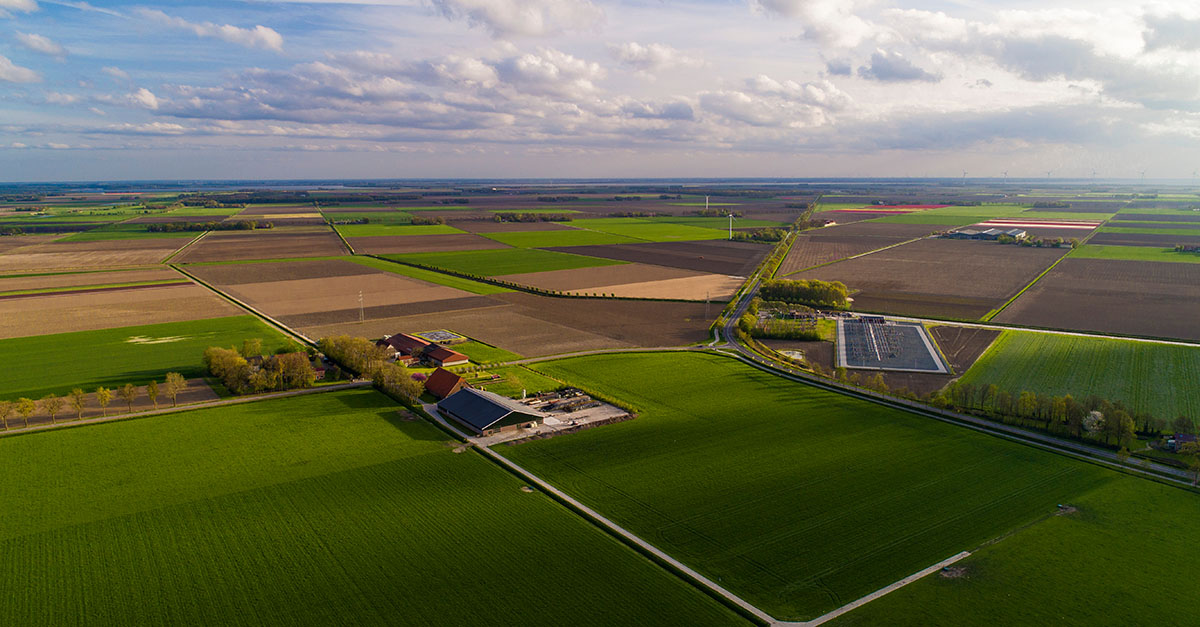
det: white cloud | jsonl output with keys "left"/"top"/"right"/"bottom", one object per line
{"left": 429, "top": 0, "right": 603, "bottom": 39}
{"left": 752, "top": 0, "right": 877, "bottom": 48}
{"left": 496, "top": 47, "right": 604, "bottom": 97}
{"left": 102, "top": 66, "right": 129, "bottom": 80}
{"left": 857, "top": 50, "right": 940, "bottom": 83}
{"left": 0, "top": 54, "right": 39, "bottom": 82}
{"left": 609, "top": 42, "right": 703, "bottom": 76}
{"left": 15, "top": 32, "right": 65, "bottom": 57}
{"left": 44, "top": 91, "right": 78, "bottom": 104}
{"left": 130, "top": 87, "right": 159, "bottom": 109}
{"left": 0, "top": 0, "right": 38, "bottom": 18}
{"left": 136, "top": 8, "right": 283, "bottom": 51}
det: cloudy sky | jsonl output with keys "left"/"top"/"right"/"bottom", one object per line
{"left": 1, "top": 0, "right": 1199, "bottom": 181}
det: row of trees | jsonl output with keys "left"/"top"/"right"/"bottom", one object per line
{"left": 203, "top": 345, "right": 316, "bottom": 395}
{"left": 146, "top": 220, "right": 266, "bottom": 232}
{"left": 731, "top": 228, "right": 787, "bottom": 243}
{"left": 0, "top": 373, "right": 188, "bottom": 429}
{"left": 997, "top": 234, "right": 1077, "bottom": 248}
{"left": 493, "top": 212, "right": 573, "bottom": 223}
{"left": 759, "top": 279, "right": 850, "bottom": 309}
{"left": 317, "top": 335, "right": 424, "bottom": 402}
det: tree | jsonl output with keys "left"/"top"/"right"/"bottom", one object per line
{"left": 95, "top": 387, "right": 113, "bottom": 417}
{"left": 240, "top": 337, "right": 263, "bottom": 359}
{"left": 1180, "top": 442, "right": 1200, "bottom": 485}
{"left": 0, "top": 400, "right": 11, "bottom": 430}
{"left": 147, "top": 380, "right": 159, "bottom": 409}
{"left": 164, "top": 373, "right": 187, "bottom": 407}
{"left": 16, "top": 397, "right": 36, "bottom": 428}
{"left": 1172, "top": 415, "right": 1195, "bottom": 435}
{"left": 1116, "top": 447, "right": 1131, "bottom": 467}
{"left": 68, "top": 388, "right": 87, "bottom": 420}
{"left": 117, "top": 383, "right": 139, "bottom": 413}
{"left": 41, "top": 394, "right": 64, "bottom": 424}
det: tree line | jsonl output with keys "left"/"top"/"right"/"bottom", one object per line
{"left": 0, "top": 373, "right": 188, "bottom": 429}
{"left": 731, "top": 228, "right": 787, "bottom": 243}
{"left": 147, "top": 220, "right": 268, "bottom": 232}
{"left": 759, "top": 279, "right": 850, "bottom": 309}
{"left": 493, "top": 212, "right": 573, "bottom": 223}
{"left": 317, "top": 335, "right": 424, "bottom": 403}
{"left": 203, "top": 339, "right": 316, "bottom": 395}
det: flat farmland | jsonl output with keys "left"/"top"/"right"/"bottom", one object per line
{"left": 347, "top": 233, "right": 509, "bottom": 254}
{"left": 548, "top": 240, "right": 768, "bottom": 275}
{"left": 871, "top": 325, "right": 1000, "bottom": 396}
{"left": 173, "top": 228, "right": 349, "bottom": 263}
{"left": 0, "top": 267, "right": 180, "bottom": 292}
{"left": 1088, "top": 231, "right": 1200, "bottom": 247}
{"left": 957, "top": 330, "right": 1200, "bottom": 419}
{"left": 0, "top": 390, "right": 742, "bottom": 626}
{"left": 0, "top": 238, "right": 187, "bottom": 272}
{"left": 483, "top": 228, "right": 643, "bottom": 248}
{"left": 778, "top": 222, "right": 945, "bottom": 275}
{"left": 447, "top": 219, "right": 577, "bottom": 233}
{"left": 188, "top": 258, "right": 500, "bottom": 328}
{"left": 0, "top": 315, "right": 291, "bottom": 400}
{"left": 792, "top": 239, "right": 1067, "bottom": 320}
{"left": 333, "top": 223, "right": 464, "bottom": 237}
{"left": 504, "top": 352, "right": 1112, "bottom": 621}
{"left": 0, "top": 283, "right": 242, "bottom": 339}
{"left": 386, "top": 247, "right": 626, "bottom": 276}
{"left": 1069, "top": 244, "right": 1200, "bottom": 263}
{"left": 566, "top": 218, "right": 729, "bottom": 242}
{"left": 1116, "top": 213, "right": 1200, "bottom": 222}
{"left": 0, "top": 234, "right": 64, "bottom": 254}
{"left": 994, "top": 258, "right": 1200, "bottom": 340}
{"left": 12, "top": 377, "right": 217, "bottom": 428}
{"left": 497, "top": 263, "right": 744, "bottom": 300}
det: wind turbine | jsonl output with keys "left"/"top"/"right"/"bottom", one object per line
{"left": 728, "top": 211, "right": 736, "bottom": 240}
{"left": 1045, "top": 170, "right": 1053, "bottom": 179}
{"left": 1002, "top": 170, "right": 1008, "bottom": 183}
{"left": 1140, "top": 170, "right": 1147, "bottom": 183}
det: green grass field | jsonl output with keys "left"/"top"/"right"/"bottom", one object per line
{"left": 451, "top": 339, "right": 522, "bottom": 363}
{"left": 0, "top": 389, "right": 743, "bottom": 626}
{"left": 832, "top": 478, "right": 1200, "bottom": 626}
{"left": 650, "top": 216, "right": 792, "bottom": 229}
{"left": 0, "top": 315, "right": 293, "bottom": 400}
{"left": 166, "top": 206, "right": 244, "bottom": 216}
{"left": 568, "top": 218, "right": 729, "bottom": 242}
{"left": 1069, "top": 244, "right": 1200, "bottom": 263}
{"left": 481, "top": 228, "right": 643, "bottom": 248}
{"left": 957, "top": 330, "right": 1200, "bottom": 420}
{"left": 322, "top": 211, "right": 413, "bottom": 225}
{"left": 473, "top": 365, "right": 564, "bottom": 398}
{"left": 59, "top": 223, "right": 199, "bottom": 241}
{"left": 335, "top": 223, "right": 464, "bottom": 237}
{"left": 344, "top": 256, "right": 513, "bottom": 294}
{"left": 384, "top": 247, "right": 626, "bottom": 276}
{"left": 504, "top": 352, "right": 1113, "bottom": 620}
{"left": 1099, "top": 225, "right": 1200, "bottom": 236}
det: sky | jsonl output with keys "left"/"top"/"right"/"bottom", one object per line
{"left": 1, "top": 0, "right": 1200, "bottom": 181}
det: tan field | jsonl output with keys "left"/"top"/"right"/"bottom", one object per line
{"left": 217, "top": 274, "right": 473, "bottom": 317}
{"left": 0, "top": 284, "right": 241, "bottom": 339}
{"left": 0, "top": 268, "right": 181, "bottom": 292}
{"left": 497, "top": 263, "right": 742, "bottom": 300}
{"left": 580, "top": 274, "right": 743, "bottom": 300}
{"left": 0, "top": 239, "right": 186, "bottom": 273}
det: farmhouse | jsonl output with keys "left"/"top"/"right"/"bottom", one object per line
{"left": 945, "top": 228, "right": 1026, "bottom": 241}
{"left": 425, "top": 345, "right": 469, "bottom": 367}
{"left": 424, "top": 367, "right": 465, "bottom": 400}
{"left": 437, "top": 387, "right": 544, "bottom": 436}
{"left": 377, "top": 333, "right": 430, "bottom": 362}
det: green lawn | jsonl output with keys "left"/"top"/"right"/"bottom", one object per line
{"left": 451, "top": 339, "right": 522, "bottom": 363}
{"left": 1069, "top": 244, "right": 1200, "bottom": 263}
{"left": 473, "top": 365, "right": 564, "bottom": 398}
{"left": 957, "top": 330, "right": 1200, "bottom": 420}
{"left": 832, "top": 478, "right": 1200, "bottom": 626}
{"left": 504, "top": 352, "right": 1113, "bottom": 621}
{"left": 384, "top": 247, "right": 626, "bottom": 276}
{"left": 481, "top": 229, "right": 644, "bottom": 248}
{"left": 1099, "top": 225, "right": 1200, "bottom": 236}
{"left": 568, "top": 218, "right": 729, "bottom": 242}
{"left": 335, "top": 223, "right": 464, "bottom": 237}
{"left": 345, "top": 256, "right": 513, "bottom": 294}
{"left": 59, "top": 223, "right": 199, "bottom": 241}
{"left": 0, "top": 389, "right": 743, "bottom": 626}
{"left": 0, "top": 316, "right": 293, "bottom": 400}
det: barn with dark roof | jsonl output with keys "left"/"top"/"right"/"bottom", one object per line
{"left": 437, "top": 388, "right": 543, "bottom": 436}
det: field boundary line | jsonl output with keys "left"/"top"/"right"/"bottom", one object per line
{"left": 801, "top": 551, "right": 971, "bottom": 626}
{"left": 0, "top": 381, "right": 371, "bottom": 438}
{"left": 981, "top": 247, "right": 1071, "bottom": 322}
{"left": 169, "top": 264, "right": 316, "bottom": 347}
{"left": 161, "top": 230, "right": 210, "bottom": 264}
{"left": 780, "top": 234, "right": 927, "bottom": 277}
{"left": 326, "top": 214, "right": 356, "bottom": 254}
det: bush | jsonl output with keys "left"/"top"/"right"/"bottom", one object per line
{"left": 760, "top": 279, "right": 849, "bottom": 309}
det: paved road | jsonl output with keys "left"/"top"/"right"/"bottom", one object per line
{"left": 0, "top": 381, "right": 371, "bottom": 437}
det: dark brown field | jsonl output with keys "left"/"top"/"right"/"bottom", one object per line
{"left": 173, "top": 229, "right": 349, "bottom": 262}
{"left": 547, "top": 240, "right": 767, "bottom": 275}
{"left": 1089, "top": 232, "right": 1200, "bottom": 247}
{"left": 792, "top": 239, "right": 1067, "bottom": 320}
{"left": 994, "top": 258, "right": 1200, "bottom": 340}
{"left": 0, "top": 238, "right": 188, "bottom": 272}
{"left": 277, "top": 295, "right": 501, "bottom": 328}
{"left": 1105, "top": 221, "right": 1200, "bottom": 229}
{"left": 347, "top": 234, "right": 508, "bottom": 254}
{"left": 1116, "top": 213, "right": 1200, "bottom": 222}
{"left": 777, "top": 223, "right": 945, "bottom": 275}
{"left": 185, "top": 258, "right": 373, "bottom": 285}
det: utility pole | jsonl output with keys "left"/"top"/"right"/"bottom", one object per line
{"left": 358, "top": 290, "right": 364, "bottom": 323}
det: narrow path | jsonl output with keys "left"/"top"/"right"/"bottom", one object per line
{"left": 802, "top": 552, "right": 970, "bottom": 626}
{"left": 1, "top": 381, "right": 371, "bottom": 437}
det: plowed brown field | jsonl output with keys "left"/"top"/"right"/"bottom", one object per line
{"left": 173, "top": 229, "right": 348, "bottom": 262}
{"left": 348, "top": 234, "right": 508, "bottom": 254}
{"left": 547, "top": 240, "right": 767, "bottom": 275}
{"left": 0, "top": 284, "right": 241, "bottom": 339}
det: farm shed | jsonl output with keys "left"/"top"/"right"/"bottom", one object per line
{"left": 377, "top": 333, "right": 430, "bottom": 360}
{"left": 425, "top": 367, "right": 465, "bottom": 400}
{"left": 426, "top": 345, "right": 469, "bottom": 367}
{"left": 437, "top": 388, "right": 543, "bottom": 436}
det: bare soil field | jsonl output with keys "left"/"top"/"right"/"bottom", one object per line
{"left": 278, "top": 295, "right": 502, "bottom": 328}
{"left": 547, "top": 240, "right": 767, "bottom": 275}
{"left": 777, "top": 223, "right": 945, "bottom": 275}
{"left": 0, "top": 234, "right": 63, "bottom": 254}
{"left": 0, "top": 284, "right": 241, "bottom": 339}
{"left": 348, "top": 234, "right": 508, "bottom": 254}
{"left": 1104, "top": 221, "right": 1200, "bottom": 230}
{"left": 448, "top": 220, "right": 576, "bottom": 233}
{"left": 588, "top": 274, "right": 742, "bottom": 300}
{"left": 11, "top": 378, "right": 217, "bottom": 428}
{"left": 496, "top": 292, "right": 711, "bottom": 347}
{"left": 994, "top": 258, "right": 1200, "bottom": 340}
{"left": 792, "top": 239, "right": 1067, "bottom": 320}
{"left": 499, "top": 263, "right": 742, "bottom": 300}
{"left": 762, "top": 339, "right": 834, "bottom": 369}
{"left": 0, "top": 268, "right": 179, "bottom": 292}
{"left": 186, "top": 258, "right": 376, "bottom": 286}
{"left": 173, "top": 229, "right": 348, "bottom": 263}
{"left": 0, "top": 239, "right": 187, "bottom": 272}
{"left": 881, "top": 325, "right": 1001, "bottom": 395}
{"left": 1089, "top": 232, "right": 1200, "bottom": 247}
{"left": 127, "top": 215, "right": 226, "bottom": 224}
{"left": 204, "top": 273, "right": 473, "bottom": 317}
{"left": 1117, "top": 213, "right": 1200, "bottom": 222}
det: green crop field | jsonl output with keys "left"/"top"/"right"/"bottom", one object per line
{"left": 504, "top": 352, "right": 1113, "bottom": 621}
{"left": 568, "top": 218, "right": 729, "bottom": 242}
{"left": 59, "top": 223, "right": 199, "bottom": 241}
{"left": 832, "top": 478, "right": 1200, "bottom": 626}
{"left": 167, "top": 206, "right": 244, "bottom": 216}
{"left": 0, "top": 389, "right": 743, "bottom": 626}
{"left": 335, "top": 223, "right": 464, "bottom": 237}
{"left": 1069, "top": 244, "right": 1200, "bottom": 263}
{"left": 481, "top": 228, "right": 643, "bottom": 248}
{"left": 322, "top": 211, "right": 413, "bottom": 224}
{"left": 384, "top": 247, "right": 625, "bottom": 276}
{"left": 1100, "top": 225, "right": 1200, "bottom": 235}
{"left": 957, "top": 330, "right": 1200, "bottom": 420}
{"left": 451, "top": 339, "right": 522, "bottom": 363}
{"left": 345, "top": 256, "right": 513, "bottom": 294}
{"left": 489, "top": 207, "right": 581, "bottom": 214}
{"left": 650, "top": 216, "right": 791, "bottom": 229}
{"left": 0, "top": 315, "right": 293, "bottom": 400}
